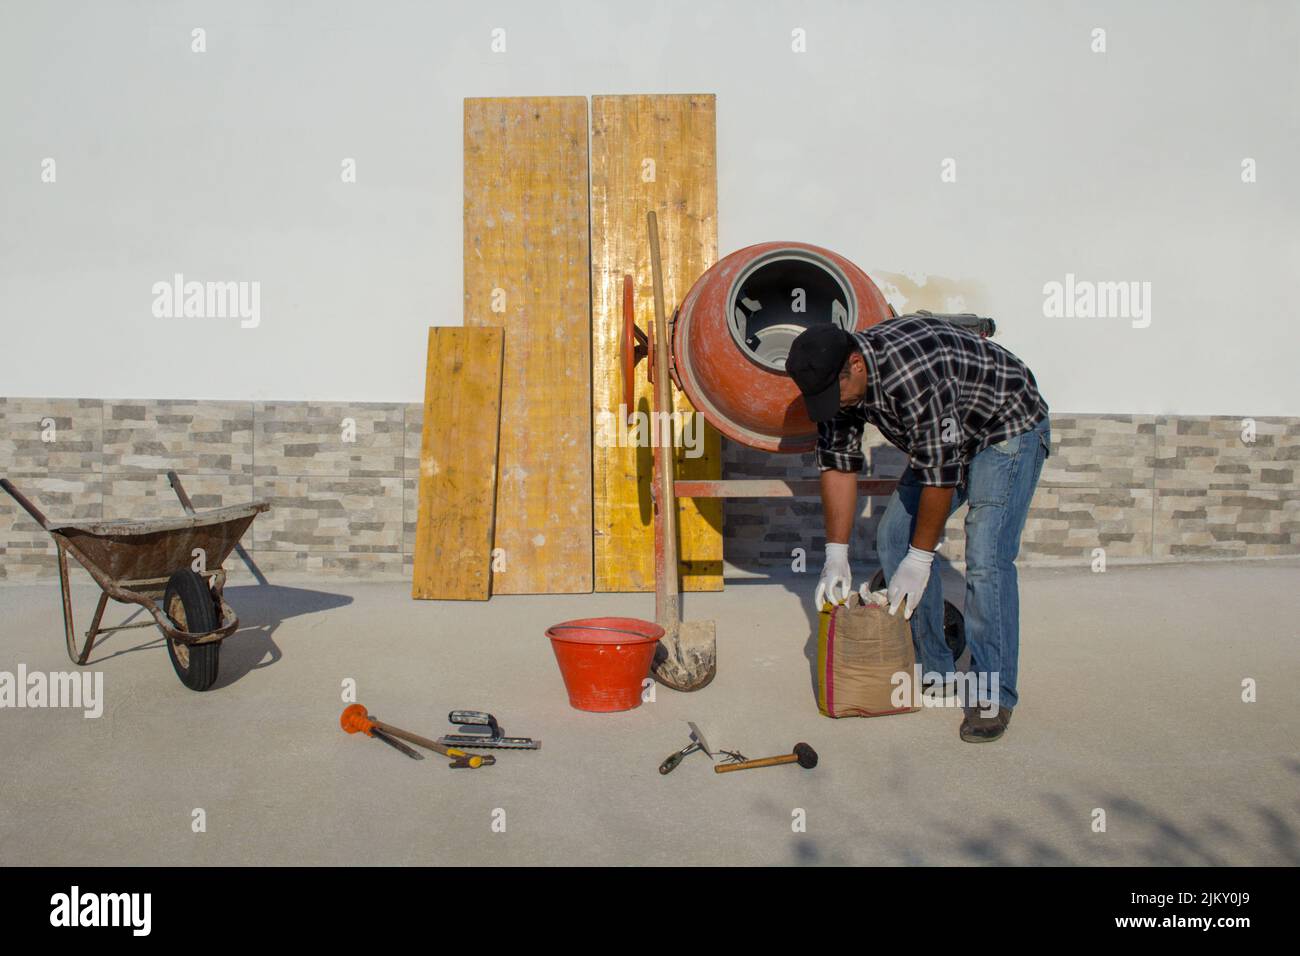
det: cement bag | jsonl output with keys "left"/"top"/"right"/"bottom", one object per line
{"left": 816, "top": 591, "right": 919, "bottom": 718}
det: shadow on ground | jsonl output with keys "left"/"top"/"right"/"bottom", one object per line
{"left": 775, "top": 764, "right": 1300, "bottom": 866}
{"left": 213, "top": 583, "right": 353, "bottom": 687}
{"left": 77, "top": 582, "right": 352, "bottom": 689}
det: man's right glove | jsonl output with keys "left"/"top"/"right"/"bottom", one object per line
{"left": 814, "top": 542, "right": 852, "bottom": 610}
{"left": 886, "top": 545, "right": 935, "bottom": 620}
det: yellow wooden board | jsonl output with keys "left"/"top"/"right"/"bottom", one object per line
{"left": 590, "top": 94, "right": 723, "bottom": 592}
{"left": 412, "top": 327, "right": 504, "bottom": 601}
{"left": 463, "top": 97, "right": 593, "bottom": 594}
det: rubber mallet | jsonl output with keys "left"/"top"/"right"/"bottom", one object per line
{"left": 714, "top": 742, "right": 818, "bottom": 774}
{"left": 340, "top": 704, "right": 495, "bottom": 768}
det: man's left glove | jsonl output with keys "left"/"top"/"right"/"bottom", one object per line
{"left": 886, "top": 545, "right": 935, "bottom": 620}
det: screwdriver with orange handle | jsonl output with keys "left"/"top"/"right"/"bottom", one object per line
{"left": 340, "top": 704, "right": 495, "bottom": 768}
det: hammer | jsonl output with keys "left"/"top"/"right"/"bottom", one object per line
{"left": 714, "top": 742, "right": 818, "bottom": 774}
{"left": 340, "top": 704, "right": 495, "bottom": 768}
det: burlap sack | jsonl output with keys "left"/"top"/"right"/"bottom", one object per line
{"left": 816, "top": 591, "right": 919, "bottom": 718}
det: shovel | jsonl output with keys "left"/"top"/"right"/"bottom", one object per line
{"left": 646, "top": 210, "right": 717, "bottom": 692}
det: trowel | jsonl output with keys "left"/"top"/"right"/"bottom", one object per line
{"left": 658, "top": 721, "right": 715, "bottom": 774}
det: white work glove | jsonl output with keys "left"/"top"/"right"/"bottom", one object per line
{"left": 886, "top": 546, "right": 935, "bottom": 620}
{"left": 814, "top": 542, "right": 852, "bottom": 610}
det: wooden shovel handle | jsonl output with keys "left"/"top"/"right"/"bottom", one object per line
{"left": 648, "top": 210, "right": 681, "bottom": 624}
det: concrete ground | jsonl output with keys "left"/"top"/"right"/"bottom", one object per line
{"left": 1, "top": 557, "right": 1297, "bottom": 866}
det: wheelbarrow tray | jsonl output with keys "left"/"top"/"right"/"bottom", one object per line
{"left": 48, "top": 503, "right": 266, "bottom": 586}
{"left": 45, "top": 501, "right": 269, "bottom": 651}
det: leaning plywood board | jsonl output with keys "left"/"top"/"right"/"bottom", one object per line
{"left": 463, "top": 97, "right": 593, "bottom": 594}
{"left": 412, "top": 327, "right": 504, "bottom": 600}
{"left": 590, "top": 94, "right": 723, "bottom": 592}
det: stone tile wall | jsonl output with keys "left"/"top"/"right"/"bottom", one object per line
{"left": 1, "top": 398, "right": 1296, "bottom": 583}
{"left": 724, "top": 414, "right": 1300, "bottom": 574}
{"left": 0, "top": 398, "right": 410, "bottom": 582}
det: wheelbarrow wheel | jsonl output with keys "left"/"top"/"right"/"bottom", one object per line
{"left": 866, "top": 567, "right": 966, "bottom": 660}
{"left": 162, "top": 569, "right": 221, "bottom": 692}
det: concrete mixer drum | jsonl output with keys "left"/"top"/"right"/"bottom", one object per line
{"left": 667, "top": 241, "right": 894, "bottom": 453}
{"left": 726, "top": 250, "right": 857, "bottom": 372}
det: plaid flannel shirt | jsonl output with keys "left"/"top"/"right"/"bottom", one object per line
{"left": 815, "top": 315, "right": 1049, "bottom": 488}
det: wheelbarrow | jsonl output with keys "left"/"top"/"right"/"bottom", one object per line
{"left": 1, "top": 471, "right": 269, "bottom": 691}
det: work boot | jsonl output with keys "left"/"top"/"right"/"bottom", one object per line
{"left": 959, "top": 705, "right": 1012, "bottom": 743}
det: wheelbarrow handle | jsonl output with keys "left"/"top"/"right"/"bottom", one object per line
{"left": 167, "top": 470, "right": 196, "bottom": 515}
{"left": 0, "top": 478, "right": 50, "bottom": 530}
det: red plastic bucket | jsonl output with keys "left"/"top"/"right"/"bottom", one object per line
{"left": 546, "top": 617, "right": 665, "bottom": 713}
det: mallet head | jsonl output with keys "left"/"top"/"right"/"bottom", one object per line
{"left": 793, "top": 742, "right": 818, "bottom": 769}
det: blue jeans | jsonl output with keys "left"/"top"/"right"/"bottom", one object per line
{"left": 875, "top": 416, "right": 1050, "bottom": 711}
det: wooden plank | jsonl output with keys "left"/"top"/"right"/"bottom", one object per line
{"left": 412, "top": 327, "right": 504, "bottom": 601}
{"left": 463, "top": 97, "right": 593, "bottom": 594}
{"left": 590, "top": 94, "right": 723, "bottom": 592}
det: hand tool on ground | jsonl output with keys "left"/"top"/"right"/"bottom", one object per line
{"left": 373, "top": 729, "right": 424, "bottom": 760}
{"left": 437, "top": 711, "right": 540, "bottom": 750}
{"left": 659, "top": 721, "right": 714, "bottom": 774}
{"left": 340, "top": 704, "right": 495, "bottom": 767}
{"left": 645, "top": 210, "right": 718, "bottom": 692}
{"left": 713, "top": 742, "right": 818, "bottom": 774}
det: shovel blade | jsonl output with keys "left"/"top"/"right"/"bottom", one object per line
{"left": 651, "top": 620, "right": 716, "bottom": 692}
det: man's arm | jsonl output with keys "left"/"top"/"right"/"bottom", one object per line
{"left": 820, "top": 467, "right": 858, "bottom": 544}
{"left": 815, "top": 414, "right": 866, "bottom": 544}
{"left": 912, "top": 485, "right": 954, "bottom": 551}
{"left": 814, "top": 415, "right": 865, "bottom": 608}
{"left": 885, "top": 483, "right": 952, "bottom": 619}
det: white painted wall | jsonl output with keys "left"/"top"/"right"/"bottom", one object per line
{"left": 2, "top": 0, "right": 1296, "bottom": 414}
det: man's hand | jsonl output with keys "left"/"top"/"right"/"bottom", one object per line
{"left": 815, "top": 542, "right": 852, "bottom": 610}
{"left": 885, "top": 483, "right": 952, "bottom": 617}
{"left": 887, "top": 545, "right": 935, "bottom": 619}
{"left": 817, "top": 469, "right": 859, "bottom": 611}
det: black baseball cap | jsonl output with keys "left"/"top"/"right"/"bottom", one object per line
{"left": 786, "top": 325, "right": 855, "bottom": 422}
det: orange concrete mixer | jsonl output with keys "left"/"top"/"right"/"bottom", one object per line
{"left": 668, "top": 242, "right": 894, "bottom": 452}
